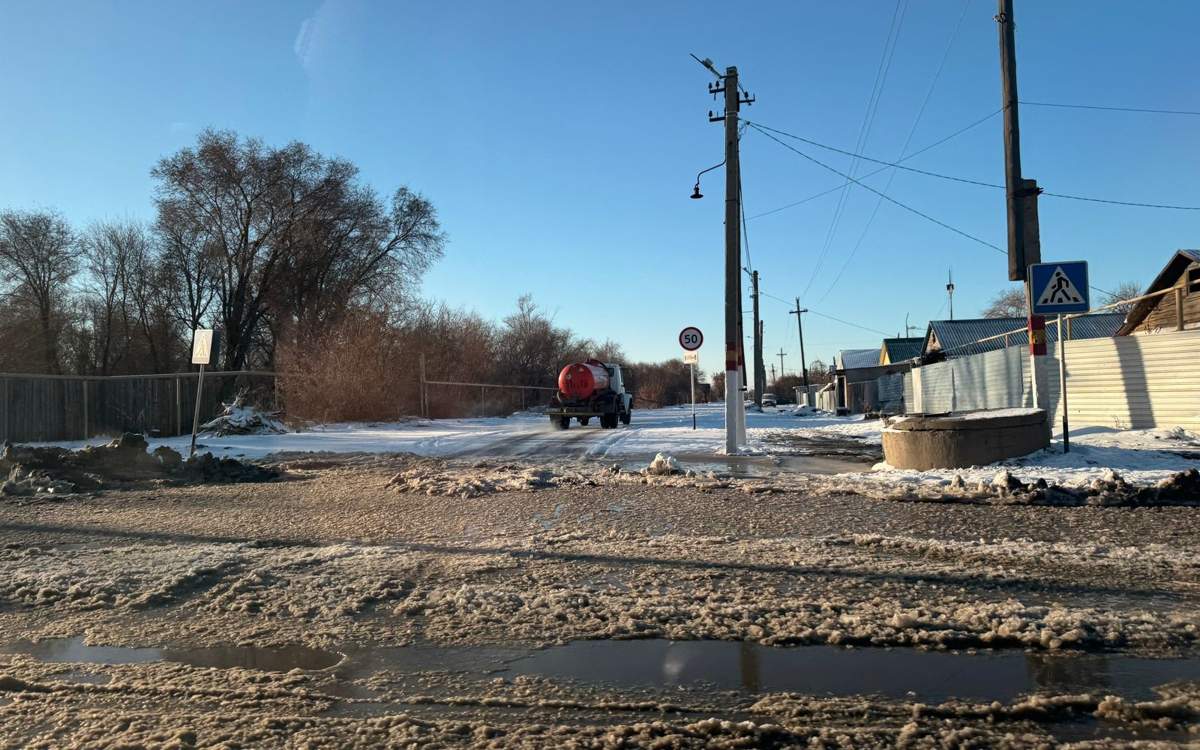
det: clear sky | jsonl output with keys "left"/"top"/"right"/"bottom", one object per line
{"left": 3, "top": 0, "right": 1197, "bottom": 378}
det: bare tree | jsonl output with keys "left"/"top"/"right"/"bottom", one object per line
{"left": 0, "top": 209, "right": 78, "bottom": 372}
{"left": 156, "top": 201, "right": 219, "bottom": 334}
{"left": 1101, "top": 281, "right": 1142, "bottom": 313}
{"left": 981, "top": 287, "right": 1027, "bottom": 318}
{"left": 153, "top": 129, "right": 444, "bottom": 371}
{"left": 81, "top": 221, "right": 138, "bottom": 374}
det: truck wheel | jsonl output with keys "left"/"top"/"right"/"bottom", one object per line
{"left": 601, "top": 413, "right": 617, "bottom": 429}
{"left": 552, "top": 416, "right": 569, "bottom": 430}
{"left": 579, "top": 417, "right": 590, "bottom": 426}
{"left": 620, "top": 410, "right": 631, "bottom": 425}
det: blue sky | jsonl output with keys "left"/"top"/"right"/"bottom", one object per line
{"left": 2, "top": 0, "right": 1197, "bottom": 377}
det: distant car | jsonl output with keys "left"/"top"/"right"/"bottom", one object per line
{"left": 762, "top": 393, "right": 777, "bottom": 408}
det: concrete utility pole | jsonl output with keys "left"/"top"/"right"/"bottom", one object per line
{"left": 776, "top": 348, "right": 787, "bottom": 383}
{"left": 705, "top": 63, "right": 754, "bottom": 453}
{"left": 997, "top": 0, "right": 1046, "bottom": 406}
{"left": 749, "top": 270, "right": 764, "bottom": 407}
{"left": 789, "top": 299, "right": 809, "bottom": 392}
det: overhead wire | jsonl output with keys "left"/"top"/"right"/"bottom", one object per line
{"left": 748, "top": 108, "right": 1003, "bottom": 220}
{"left": 802, "top": 0, "right": 909, "bottom": 301}
{"left": 748, "top": 121, "right": 1200, "bottom": 211}
{"left": 759, "top": 290, "right": 892, "bottom": 337}
{"left": 1020, "top": 101, "right": 1200, "bottom": 117}
{"left": 819, "top": 0, "right": 972, "bottom": 303}
{"left": 749, "top": 122, "right": 1007, "bottom": 255}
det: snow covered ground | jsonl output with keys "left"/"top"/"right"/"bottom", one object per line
{"left": 43, "top": 403, "right": 875, "bottom": 463}
{"left": 35, "top": 403, "right": 1200, "bottom": 489}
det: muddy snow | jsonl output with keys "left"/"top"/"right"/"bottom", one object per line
{"left": 1, "top": 449, "right": 1198, "bottom": 746}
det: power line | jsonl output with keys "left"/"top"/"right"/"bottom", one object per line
{"left": 802, "top": 0, "right": 909, "bottom": 302}
{"left": 1039, "top": 192, "right": 1200, "bottom": 211}
{"left": 747, "top": 108, "right": 1003, "bottom": 221}
{"left": 819, "top": 0, "right": 972, "bottom": 304}
{"left": 750, "top": 120, "right": 1200, "bottom": 211}
{"left": 748, "top": 122, "right": 1007, "bottom": 255}
{"left": 747, "top": 120, "right": 1005, "bottom": 189}
{"left": 759, "top": 290, "right": 892, "bottom": 337}
{"left": 1021, "top": 101, "right": 1200, "bottom": 117}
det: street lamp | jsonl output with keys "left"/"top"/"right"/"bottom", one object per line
{"left": 690, "top": 159, "right": 725, "bottom": 199}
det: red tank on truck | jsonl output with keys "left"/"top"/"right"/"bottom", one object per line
{"left": 546, "top": 359, "right": 633, "bottom": 429}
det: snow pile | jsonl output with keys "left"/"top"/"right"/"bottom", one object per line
{"left": 645, "top": 453, "right": 681, "bottom": 476}
{"left": 387, "top": 458, "right": 592, "bottom": 498}
{"left": 200, "top": 395, "right": 286, "bottom": 436}
{"left": 855, "top": 467, "right": 1200, "bottom": 507}
{"left": 791, "top": 404, "right": 823, "bottom": 417}
{"left": 1157, "top": 425, "right": 1200, "bottom": 445}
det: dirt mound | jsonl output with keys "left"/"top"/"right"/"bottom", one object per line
{"left": 0, "top": 433, "right": 279, "bottom": 497}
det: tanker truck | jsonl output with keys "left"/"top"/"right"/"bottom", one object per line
{"left": 547, "top": 359, "right": 633, "bottom": 429}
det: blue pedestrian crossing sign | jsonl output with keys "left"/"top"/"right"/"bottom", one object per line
{"left": 1030, "top": 261, "right": 1090, "bottom": 315}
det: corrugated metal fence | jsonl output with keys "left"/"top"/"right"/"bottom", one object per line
{"left": 901, "top": 330, "right": 1200, "bottom": 431}
{"left": 0, "top": 371, "right": 276, "bottom": 443}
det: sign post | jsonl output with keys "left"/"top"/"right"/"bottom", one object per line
{"left": 189, "top": 329, "right": 219, "bottom": 457}
{"left": 1029, "top": 261, "right": 1089, "bottom": 452}
{"left": 679, "top": 327, "right": 703, "bottom": 431}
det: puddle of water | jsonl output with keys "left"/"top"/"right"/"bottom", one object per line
{"left": 4, "top": 638, "right": 340, "bottom": 672}
{"left": 504, "top": 640, "right": 1200, "bottom": 703}
{"left": 7, "top": 637, "right": 1196, "bottom": 708}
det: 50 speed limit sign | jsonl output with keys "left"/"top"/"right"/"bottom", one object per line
{"left": 678, "top": 326, "right": 703, "bottom": 351}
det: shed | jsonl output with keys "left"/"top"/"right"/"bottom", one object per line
{"left": 1116, "top": 250, "right": 1200, "bottom": 335}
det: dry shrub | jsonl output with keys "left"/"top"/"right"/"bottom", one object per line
{"left": 277, "top": 311, "right": 412, "bottom": 423}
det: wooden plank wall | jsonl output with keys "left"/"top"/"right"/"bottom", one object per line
{"left": 0, "top": 374, "right": 274, "bottom": 443}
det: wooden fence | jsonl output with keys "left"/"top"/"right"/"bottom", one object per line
{"left": 0, "top": 371, "right": 276, "bottom": 443}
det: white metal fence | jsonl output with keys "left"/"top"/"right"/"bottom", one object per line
{"left": 852, "top": 330, "right": 1200, "bottom": 431}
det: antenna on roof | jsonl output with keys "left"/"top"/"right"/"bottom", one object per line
{"left": 946, "top": 269, "right": 956, "bottom": 321}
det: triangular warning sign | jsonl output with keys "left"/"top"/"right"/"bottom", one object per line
{"left": 1037, "top": 266, "right": 1085, "bottom": 307}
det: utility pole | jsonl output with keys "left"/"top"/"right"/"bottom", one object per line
{"left": 769, "top": 363, "right": 776, "bottom": 384}
{"left": 704, "top": 62, "right": 754, "bottom": 452}
{"left": 904, "top": 313, "right": 918, "bottom": 337}
{"left": 749, "top": 269, "right": 764, "bottom": 407}
{"left": 788, "top": 299, "right": 809, "bottom": 393}
{"left": 946, "top": 269, "right": 956, "bottom": 321}
{"left": 997, "top": 0, "right": 1046, "bottom": 407}
{"left": 776, "top": 348, "right": 787, "bottom": 382}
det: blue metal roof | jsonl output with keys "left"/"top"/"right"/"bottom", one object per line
{"left": 881, "top": 337, "right": 923, "bottom": 363}
{"left": 925, "top": 312, "right": 1126, "bottom": 358}
{"left": 837, "top": 348, "right": 881, "bottom": 370}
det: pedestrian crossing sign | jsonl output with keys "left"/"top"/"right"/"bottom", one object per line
{"left": 1030, "top": 261, "right": 1089, "bottom": 315}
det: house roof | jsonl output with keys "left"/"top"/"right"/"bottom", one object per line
{"left": 836, "top": 348, "right": 881, "bottom": 370}
{"left": 1116, "top": 249, "right": 1200, "bottom": 334}
{"left": 923, "top": 313, "right": 1126, "bottom": 358}
{"left": 880, "top": 337, "right": 923, "bottom": 363}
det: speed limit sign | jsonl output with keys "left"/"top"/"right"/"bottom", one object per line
{"left": 678, "top": 326, "right": 703, "bottom": 351}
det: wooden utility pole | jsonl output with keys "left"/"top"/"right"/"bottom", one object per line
{"left": 750, "top": 270, "right": 764, "bottom": 406}
{"left": 789, "top": 299, "right": 809, "bottom": 393}
{"left": 776, "top": 348, "right": 787, "bottom": 382}
{"left": 998, "top": 0, "right": 1041, "bottom": 281}
{"left": 997, "top": 0, "right": 1046, "bottom": 408}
